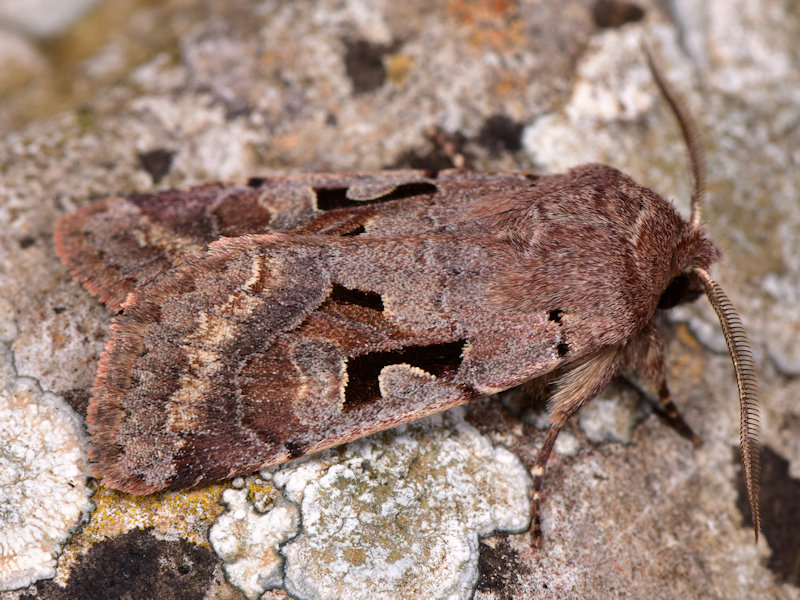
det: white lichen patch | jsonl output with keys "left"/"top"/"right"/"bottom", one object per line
{"left": 523, "top": 27, "right": 656, "bottom": 172}
{"left": 209, "top": 482, "right": 299, "bottom": 600}
{"left": 0, "top": 344, "right": 92, "bottom": 591}
{"left": 271, "top": 407, "right": 531, "bottom": 600}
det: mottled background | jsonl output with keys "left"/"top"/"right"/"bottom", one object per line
{"left": 0, "top": 0, "right": 798, "bottom": 599}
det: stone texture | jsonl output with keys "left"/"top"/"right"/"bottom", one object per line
{"left": 0, "top": 0, "right": 105, "bottom": 38}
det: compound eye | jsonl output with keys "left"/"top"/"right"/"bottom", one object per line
{"left": 658, "top": 274, "right": 703, "bottom": 309}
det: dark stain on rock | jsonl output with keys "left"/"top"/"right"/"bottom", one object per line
{"left": 343, "top": 39, "right": 392, "bottom": 94}
{"left": 477, "top": 114, "right": 524, "bottom": 157}
{"left": 735, "top": 444, "right": 800, "bottom": 585}
{"left": 138, "top": 149, "right": 176, "bottom": 184}
{"left": 392, "top": 129, "right": 470, "bottom": 171}
{"left": 477, "top": 537, "right": 529, "bottom": 598}
{"left": 592, "top": 0, "right": 645, "bottom": 29}
{"left": 35, "top": 527, "right": 219, "bottom": 600}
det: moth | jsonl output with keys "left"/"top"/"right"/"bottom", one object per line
{"left": 54, "top": 54, "right": 760, "bottom": 543}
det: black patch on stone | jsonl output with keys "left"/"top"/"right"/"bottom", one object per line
{"left": 286, "top": 440, "right": 308, "bottom": 459}
{"left": 736, "top": 444, "right": 800, "bottom": 585}
{"left": 592, "top": 0, "right": 645, "bottom": 29}
{"left": 222, "top": 97, "right": 251, "bottom": 121}
{"left": 138, "top": 148, "right": 176, "bottom": 184}
{"left": 556, "top": 342, "right": 570, "bottom": 357}
{"left": 477, "top": 114, "right": 524, "bottom": 157}
{"left": 392, "top": 131, "right": 470, "bottom": 171}
{"left": 35, "top": 527, "right": 219, "bottom": 600}
{"left": 548, "top": 309, "right": 564, "bottom": 323}
{"left": 19, "top": 235, "right": 36, "bottom": 249}
{"left": 477, "top": 537, "right": 529, "bottom": 598}
{"left": 343, "top": 39, "right": 392, "bottom": 94}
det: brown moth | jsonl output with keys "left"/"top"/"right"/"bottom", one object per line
{"left": 54, "top": 55, "right": 760, "bottom": 543}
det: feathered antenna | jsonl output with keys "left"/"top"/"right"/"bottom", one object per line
{"left": 695, "top": 268, "right": 761, "bottom": 543}
{"left": 643, "top": 44, "right": 707, "bottom": 227}
{"left": 646, "top": 45, "right": 761, "bottom": 543}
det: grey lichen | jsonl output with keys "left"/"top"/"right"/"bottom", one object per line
{"left": 208, "top": 480, "right": 299, "bottom": 600}
{"left": 207, "top": 407, "right": 531, "bottom": 600}
{"left": 275, "top": 407, "right": 531, "bottom": 600}
{"left": 578, "top": 381, "right": 649, "bottom": 445}
{"left": 0, "top": 344, "right": 92, "bottom": 591}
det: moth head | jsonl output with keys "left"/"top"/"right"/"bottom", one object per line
{"left": 657, "top": 272, "right": 703, "bottom": 310}
{"left": 648, "top": 46, "right": 761, "bottom": 543}
{"left": 659, "top": 223, "right": 721, "bottom": 310}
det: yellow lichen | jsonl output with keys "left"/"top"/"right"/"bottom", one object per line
{"left": 54, "top": 483, "right": 227, "bottom": 585}
{"left": 385, "top": 54, "right": 414, "bottom": 85}
{"left": 246, "top": 479, "right": 274, "bottom": 511}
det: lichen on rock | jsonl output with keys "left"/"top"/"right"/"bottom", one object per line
{"left": 274, "top": 407, "right": 531, "bottom": 600}
{"left": 0, "top": 344, "right": 92, "bottom": 591}
{"left": 208, "top": 481, "right": 299, "bottom": 600}
{"left": 206, "top": 407, "right": 531, "bottom": 600}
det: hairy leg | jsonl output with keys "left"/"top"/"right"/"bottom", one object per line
{"left": 530, "top": 344, "right": 622, "bottom": 546}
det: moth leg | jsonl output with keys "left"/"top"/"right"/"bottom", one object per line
{"left": 655, "top": 382, "right": 701, "bottom": 446}
{"left": 530, "top": 423, "right": 564, "bottom": 547}
{"left": 531, "top": 344, "right": 622, "bottom": 547}
{"left": 626, "top": 322, "right": 701, "bottom": 446}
